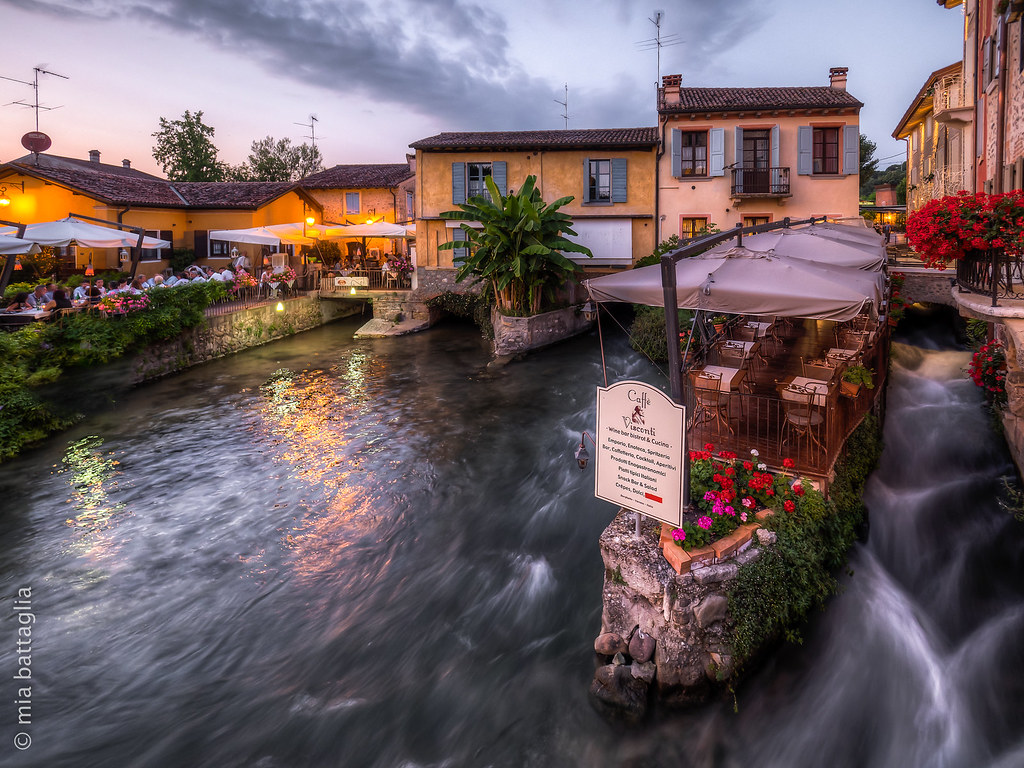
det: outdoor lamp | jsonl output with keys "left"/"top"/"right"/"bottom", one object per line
{"left": 574, "top": 431, "right": 596, "bottom": 470}
{"left": 13, "top": 256, "right": 22, "bottom": 270}
{"left": 305, "top": 216, "right": 315, "bottom": 226}
{"left": 349, "top": 287, "right": 357, "bottom": 295}
{"left": 581, "top": 301, "right": 597, "bottom": 322}
{"left": 0, "top": 187, "right": 9, "bottom": 207}
{"left": 119, "top": 248, "right": 129, "bottom": 262}
{"left": 275, "top": 301, "right": 285, "bottom": 312}
{"left": 84, "top": 262, "right": 94, "bottom": 277}
{"left": 230, "top": 247, "right": 239, "bottom": 258}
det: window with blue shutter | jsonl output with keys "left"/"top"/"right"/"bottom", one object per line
{"left": 611, "top": 158, "right": 627, "bottom": 202}
{"left": 797, "top": 126, "right": 813, "bottom": 175}
{"left": 671, "top": 130, "right": 681, "bottom": 178}
{"left": 709, "top": 128, "right": 725, "bottom": 176}
{"left": 452, "top": 226, "right": 467, "bottom": 262}
{"left": 770, "top": 126, "right": 780, "bottom": 168}
{"left": 586, "top": 159, "right": 612, "bottom": 203}
{"left": 492, "top": 161, "right": 507, "bottom": 196}
{"left": 452, "top": 162, "right": 466, "bottom": 204}
{"left": 842, "top": 125, "right": 859, "bottom": 177}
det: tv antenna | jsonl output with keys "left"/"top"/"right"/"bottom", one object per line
{"left": 294, "top": 114, "right": 319, "bottom": 150}
{"left": 554, "top": 83, "right": 569, "bottom": 129}
{"left": 1, "top": 66, "right": 68, "bottom": 133}
{"left": 634, "top": 11, "right": 684, "bottom": 86}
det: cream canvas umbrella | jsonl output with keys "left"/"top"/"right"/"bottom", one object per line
{"left": 584, "top": 246, "right": 883, "bottom": 321}
{"left": 0, "top": 217, "right": 169, "bottom": 248}
{"left": 0, "top": 234, "right": 41, "bottom": 255}
{"left": 705, "top": 228, "right": 885, "bottom": 271}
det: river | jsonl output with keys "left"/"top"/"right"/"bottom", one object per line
{"left": 0, "top": 310, "right": 1022, "bottom": 767}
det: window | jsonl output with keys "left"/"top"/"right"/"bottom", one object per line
{"left": 679, "top": 217, "right": 708, "bottom": 240}
{"left": 210, "top": 240, "right": 230, "bottom": 258}
{"left": 406, "top": 190, "right": 414, "bottom": 221}
{"left": 677, "top": 131, "right": 707, "bottom": 176}
{"left": 141, "top": 229, "right": 174, "bottom": 261}
{"left": 743, "top": 216, "right": 770, "bottom": 228}
{"left": 813, "top": 127, "right": 840, "bottom": 174}
{"left": 345, "top": 192, "right": 360, "bottom": 215}
{"left": 588, "top": 159, "right": 611, "bottom": 202}
{"left": 467, "top": 162, "right": 492, "bottom": 199}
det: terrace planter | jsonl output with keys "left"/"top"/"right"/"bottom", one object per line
{"left": 840, "top": 379, "right": 861, "bottom": 398}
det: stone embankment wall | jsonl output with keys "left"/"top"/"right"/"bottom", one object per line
{"left": 995, "top": 320, "right": 1024, "bottom": 476}
{"left": 491, "top": 306, "right": 594, "bottom": 357}
{"left": 899, "top": 269, "right": 956, "bottom": 307}
{"left": 131, "top": 296, "right": 359, "bottom": 383}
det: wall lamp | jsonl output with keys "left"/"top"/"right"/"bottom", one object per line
{"left": 581, "top": 301, "right": 597, "bottom": 322}
{"left": 0, "top": 181, "right": 25, "bottom": 207}
{"left": 574, "top": 431, "right": 597, "bottom": 470}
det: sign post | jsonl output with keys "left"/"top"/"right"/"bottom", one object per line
{"left": 595, "top": 380, "right": 686, "bottom": 528}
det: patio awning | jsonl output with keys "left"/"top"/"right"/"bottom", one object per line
{"left": 0, "top": 234, "right": 41, "bottom": 255}
{"left": 0, "top": 217, "right": 170, "bottom": 248}
{"left": 583, "top": 246, "right": 884, "bottom": 322}
{"left": 209, "top": 223, "right": 321, "bottom": 246}
{"left": 706, "top": 228, "right": 886, "bottom": 271}
{"left": 324, "top": 222, "right": 412, "bottom": 238}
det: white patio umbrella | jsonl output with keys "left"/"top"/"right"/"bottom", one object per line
{"left": 584, "top": 246, "right": 884, "bottom": 321}
{"left": 800, "top": 221, "right": 885, "bottom": 245}
{"left": 706, "top": 228, "right": 885, "bottom": 271}
{"left": 0, "top": 217, "right": 169, "bottom": 248}
{"left": 324, "top": 221, "right": 411, "bottom": 238}
{"left": 0, "top": 234, "right": 41, "bottom": 255}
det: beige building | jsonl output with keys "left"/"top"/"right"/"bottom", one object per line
{"left": 657, "top": 68, "right": 863, "bottom": 241}
{"left": 893, "top": 62, "right": 975, "bottom": 212}
{"left": 409, "top": 128, "right": 659, "bottom": 273}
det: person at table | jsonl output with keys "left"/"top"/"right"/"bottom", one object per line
{"left": 4, "top": 292, "right": 32, "bottom": 312}
{"left": 42, "top": 282, "right": 58, "bottom": 303}
{"left": 25, "top": 285, "right": 48, "bottom": 309}
{"left": 95, "top": 279, "right": 107, "bottom": 296}
{"left": 72, "top": 283, "right": 89, "bottom": 301}
{"left": 87, "top": 284, "right": 103, "bottom": 305}
{"left": 43, "top": 289, "right": 74, "bottom": 312}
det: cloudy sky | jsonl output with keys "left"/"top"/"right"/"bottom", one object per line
{"left": 0, "top": 0, "right": 963, "bottom": 177}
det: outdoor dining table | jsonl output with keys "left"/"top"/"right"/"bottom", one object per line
{"left": 695, "top": 364, "right": 747, "bottom": 392}
{"left": 826, "top": 347, "right": 858, "bottom": 364}
{"left": 743, "top": 321, "right": 773, "bottom": 338}
{"left": 779, "top": 376, "right": 831, "bottom": 407}
{"left": 0, "top": 309, "right": 51, "bottom": 326}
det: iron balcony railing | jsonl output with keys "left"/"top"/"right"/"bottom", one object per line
{"left": 956, "top": 248, "right": 1024, "bottom": 305}
{"left": 730, "top": 167, "right": 791, "bottom": 197}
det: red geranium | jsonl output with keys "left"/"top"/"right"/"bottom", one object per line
{"left": 906, "top": 191, "right": 1024, "bottom": 268}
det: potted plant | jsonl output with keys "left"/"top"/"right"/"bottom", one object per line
{"left": 840, "top": 364, "right": 875, "bottom": 398}
{"left": 906, "top": 191, "right": 1024, "bottom": 269}
{"left": 712, "top": 314, "right": 729, "bottom": 334}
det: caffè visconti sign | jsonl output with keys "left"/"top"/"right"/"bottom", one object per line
{"left": 595, "top": 380, "right": 685, "bottom": 527}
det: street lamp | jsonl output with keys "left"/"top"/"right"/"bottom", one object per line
{"left": 574, "top": 431, "right": 597, "bottom": 470}
{"left": 581, "top": 301, "right": 597, "bottom": 322}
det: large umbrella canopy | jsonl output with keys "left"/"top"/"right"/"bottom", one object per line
{"left": 706, "top": 228, "right": 885, "bottom": 271}
{"left": 209, "top": 223, "right": 320, "bottom": 246}
{"left": 584, "top": 246, "right": 884, "bottom": 321}
{"left": 0, "top": 234, "right": 41, "bottom": 255}
{"left": 0, "top": 217, "right": 170, "bottom": 248}
{"left": 800, "top": 221, "right": 884, "bottom": 245}
{"left": 324, "top": 221, "right": 411, "bottom": 238}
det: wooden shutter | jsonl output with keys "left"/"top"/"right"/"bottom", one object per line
{"left": 611, "top": 158, "right": 628, "bottom": 202}
{"left": 770, "top": 126, "right": 780, "bottom": 168}
{"left": 583, "top": 157, "right": 591, "bottom": 202}
{"left": 452, "top": 162, "right": 466, "bottom": 204}
{"left": 671, "top": 129, "right": 682, "bottom": 178}
{"left": 709, "top": 128, "right": 725, "bottom": 176}
{"left": 797, "top": 126, "right": 813, "bottom": 175}
{"left": 734, "top": 126, "right": 743, "bottom": 167}
{"left": 452, "top": 226, "right": 467, "bottom": 262}
{"left": 843, "top": 126, "right": 859, "bottom": 177}
{"left": 161, "top": 230, "right": 173, "bottom": 251}
{"left": 492, "top": 161, "right": 507, "bottom": 196}
{"left": 193, "top": 230, "right": 208, "bottom": 259}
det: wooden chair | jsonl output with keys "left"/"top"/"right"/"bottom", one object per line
{"left": 691, "top": 371, "right": 734, "bottom": 435}
{"left": 780, "top": 385, "right": 825, "bottom": 458}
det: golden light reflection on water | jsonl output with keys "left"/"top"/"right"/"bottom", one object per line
{"left": 256, "top": 365, "right": 391, "bottom": 580}
{"left": 58, "top": 435, "right": 131, "bottom": 566}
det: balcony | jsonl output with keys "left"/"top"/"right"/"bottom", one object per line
{"left": 956, "top": 248, "right": 1024, "bottom": 305}
{"left": 730, "top": 167, "right": 791, "bottom": 198}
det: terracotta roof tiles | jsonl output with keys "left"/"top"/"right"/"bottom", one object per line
{"left": 664, "top": 87, "right": 863, "bottom": 113}
{"left": 301, "top": 163, "right": 414, "bottom": 188}
{"left": 409, "top": 128, "right": 659, "bottom": 151}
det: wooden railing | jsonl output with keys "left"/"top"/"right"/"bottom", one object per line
{"left": 317, "top": 270, "right": 412, "bottom": 293}
{"left": 730, "top": 167, "right": 791, "bottom": 196}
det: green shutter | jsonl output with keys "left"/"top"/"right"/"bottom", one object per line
{"left": 709, "top": 128, "right": 725, "bottom": 177}
{"left": 671, "top": 129, "right": 681, "bottom": 178}
{"left": 611, "top": 158, "right": 627, "bottom": 202}
{"left": 452, "top": 162, "right": 466, "bottom": 204}
{"left": 797, "top": 126, "right": 812, "bottom": 175}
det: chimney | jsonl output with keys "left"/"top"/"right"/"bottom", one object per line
{"left": 661, "top": 73, "right": 682, "bottom": 106}
{"left": 122, "top": 159, "right": 131, "bottom": 169}
{"left": 406, "top": 153, "right": 416, "bottom": 173}
{"left": 829, "top": 67, "right": 849, "bottom": 90}
{"left": 89, "top": 149, "right": 101, "bottom": 163}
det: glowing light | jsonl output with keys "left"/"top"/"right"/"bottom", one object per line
{"left": 0, "top": 195, "right": 9, "bottom": 207}
{"left": 350, "top": 287, "right": 357, "bottom": 295}
{"left": 276, "top": 301, "right": 285, "bottom": 312}
{"left": 365, "top": 218, "right": 373, "bottom": 225}
{"left": 306, "top": 216, "right": 315, "bottom": 226}
{"left": 13, "top": 257, "right": 22, "bottom": 270}
{"left": 84, "top": 262, "right": 94, "bottom": 276}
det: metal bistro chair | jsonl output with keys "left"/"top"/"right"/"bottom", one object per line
{"left": 731, "top": 324, "right": 768, "bottom": 370}
{"left": 780, "top": 384, "right": 825, "bottom": 459}
{"left": 717, "top": 342, "right": 755, "bottom": 394}
{"left": 691, "top": 370, "right": 734, "bottom": 436}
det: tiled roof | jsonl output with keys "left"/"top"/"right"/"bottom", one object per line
{"left": 9, "top": 152, "right": 166, "bottom": 181}
{"left": 409, "top": 128, "right": 660, "bottom": 151}
{"left": 664, "top": 87, "right": 863, "bottom": 113}
{"left": 301, "top": 163, "right": 414, "bottom": 188}
{"left": 2, "top": 160, "right": 301, "bottom": 209}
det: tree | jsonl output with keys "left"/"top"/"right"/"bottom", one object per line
{"left": 438, "top": 175, "right": 592, "bottom": 316}
{"left": 231, "top": 136, "right": 324, "bottom": 182}
{"left": 859, "top": 134, "right": 879, "bottom": 197}
{"left": 152, "top": 110, "right": 225, "bottom": 182}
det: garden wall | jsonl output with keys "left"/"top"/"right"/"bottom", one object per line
{"left": 491, "top": 306, "right": 594, "bottom": 357}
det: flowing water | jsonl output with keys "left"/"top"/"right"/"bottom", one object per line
{"left": 1, "top": 311, "right": 1023, "bottom": 767}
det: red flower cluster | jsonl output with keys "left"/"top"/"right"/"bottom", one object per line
{"left": 968, "top": 339, "right": 1007, "bottom": 405}
{"left": 906, "top": 191, "right": 1024, "bottom": 268}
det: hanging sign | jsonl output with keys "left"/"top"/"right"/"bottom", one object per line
{"left": 334, "top": 276, "right": 369, "bottom": 288}
{"left": 595, "top": 380, "right": 685, "bottom": 527}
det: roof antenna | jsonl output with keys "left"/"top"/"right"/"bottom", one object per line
{"left": 294, "top": 114, "right": 319, "bottom": 151}
{"left": 1, "top": 65, "right": 68, "bottom": 144}
{"left": 554, "top": 83, "right": 569, "bottom": 130}
{"left": 635, "top": 11, "right": 684, "bottom": 87}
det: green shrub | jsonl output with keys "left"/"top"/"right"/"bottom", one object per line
{"left": 628, "top": 305, "right": 693, "bottom": 362}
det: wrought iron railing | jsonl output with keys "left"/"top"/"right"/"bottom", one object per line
{"left": 956, "top": 248, "right": 1024, "bottom": 305}
{"left": 730, "top": 167, "right": 791, "bottom": 196}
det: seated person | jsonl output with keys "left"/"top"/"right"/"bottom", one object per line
{"left": 72, "top": 284, "right": 89, "bottom": 301}
{"left": 25, "top": 285, "right": 48, "bottom": 308}
{"left": 87, "top": 285, "right": 103, "bottom": 305}
{"left": 4, "top": 292, "right": 32, "bottom": 312}
{"left": 43, "top": 289, "right": 74, "bottom": 311}
{"left": 42, "top": 282, "right": 58, "bottom": 303}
